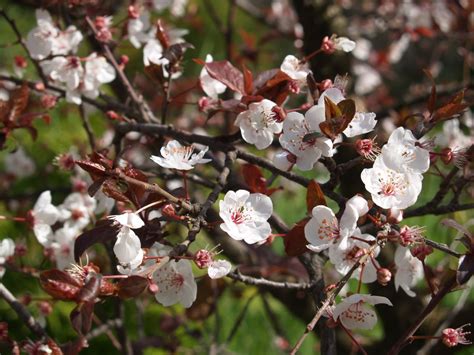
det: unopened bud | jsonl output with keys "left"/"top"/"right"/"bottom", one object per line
{"left": 377, "top": 268, "right": 392, "bottom": 286}
{"left": 128, "top": 5, "right": 139, "bottom": 19}
{"left": 320, "top": 36, "right": 336, "bottom": 54}
{"left": 162, "top": 203, "right": 183, "bottom": 221}
{"left": 194, "top": 249, "right": 213, "bottom": 268}
{"left": 14, "top": 55, "right": 27, "bottom": 69}
{"left": 319, "top": 79, "right": 333, "bottom": 92}
{"left": 148, "top": 283, "right": 159, "bottom": 294}
{"left": 38, "top": 301, "right": 53, "bottom": 316}
{"left": 41, "top": 94, "right": 57, "bottom": 109}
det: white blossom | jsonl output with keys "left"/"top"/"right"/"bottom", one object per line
{"left": 381, "top": 127, "right": 430, "bottom": 174}
{"left": 113, "top": 227, "right": 143, "bottom": 267}
{"left": 333, "top": 36, "right": 356, "bottom": 52}
{"left": 208, "top": 260, "right": 232, "bottom": 279}
{"left": 83, "top": 53, "right": 116, "bottom": 99}
{"left": 0, "top": 238, "right": 15, "bottom": 278}
{"left": 328, "top": 229, "right": 379, "bottom": 283}
{"left": 235, "top": 99, "right": 283, "bottom": 150}
{"left": 4, "top": 147, "right": 35, "bottom": 178}
{"left": 150, "top": 140, "right": 211, "bottom": 170}
{"left": 219, "top": 190, "right": 273, "bottom": 244}
{"left": 108, "top": 212, "right": 145, "bottom": 229}
{"left": 361, "top": 157, "right": 423, "bottom": 210}
{"left": 26, "top": 9, "right": 82, "bottom": 60}
{"left": 280, "top": 55, "right": 310, "bottom": 87}
{"left": 273, "top": 150, "right": 294, "bottom": 171}
{"left": 305, "top": 195, "right": 368, "bottom": 252}
{"left": 153, "top": 0, "right": 188, "bottom": 17}
{"left": 58, "top": 192, "right": 96, "bottom": 231}
{"left": 153, "top": 258, "right": 197, "bottom": 308}
{"left": 200, "top": 54, "right": 226, "bottom": 99}
{"left": 128, "top": 11, "right": 151, "bottom": 48}
{"left": 279, "top": 107, "right": 333, "bottom": 171}
{"left": 51, "top": 226, "right": 77, "bottom": 270}
{"left": 394, "top": 246, "right": 423, "bottom": 297}
{"left": 31, "top": 191, "right": 60, "bottom": 247}
{"left": 332, "top": 294, "right": 392, "bottom": 330}
{"left": 343, "top": 112, "right": 377, "bottom": 138}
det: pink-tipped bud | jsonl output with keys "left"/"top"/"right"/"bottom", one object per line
{"left": 128, "top": 5, "right": 139, "bottom": 19}
{"left": 40, "top": 94, "right": 57, "bottom": 109}
{"left": 442, "top": 324, "right": 472, "bottom": 347}
{"left": 194, "top": 249, "right": 213, "bottom": 269}
{"left": 377, "top": 268, "right": 392, "bottom": 286}
{"left": 38, "top": 301, "right": 53, "bottom": 316}
{"left": 411, "top": 244, "right": 433, "bottom": 261}
{"left": 14, "top": 55, "right": 27, "bottom": 69}
{"left": 35, "top": 82, "right": 45, "bottom": 91}
{"left": 321, "top": 36, "right": 336, "bottom": 54}
{"left": 106, "top": 110, "right": 121, "bottom": 121}
{"left": 274, "top": 336, "right": 290, "bottom": 350}
{"left": 318, "top": 79, "right": 333, "bottom": 92}
{"left": 118, "top": 55, "right": 129, "bottom": 70}
{"left": 288, "top": 80, "right": 300, "bottom": 94}
{"left": 148, "top": 283, "right": 159, "bottom": 294}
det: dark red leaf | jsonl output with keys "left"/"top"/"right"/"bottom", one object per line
{"left": 40, "top": 270, "right": 82, "bottom": 301}
{"left": 70, "top": 302, "right": 94, "bottom": 336}
{"left": 423, "top": 69, "right": 437, "bottom": 114}
{"left": 254, "top": 70, "right": 292, "bottom": 105}
{"left": 242, "top": 64, "right": 254, "bottom": 95}
{"left": 117, "top": 276, "right": 149, "bottom": 299}
{"left": 8, "top": 83, "right": 29, "bottom": 122}
{"left": 102, "top": 179, "right": 132, "bottom": 204}
{"left": 319, "top": 98, "right": 356, "bottom": 139}
{"left": 306, "top": 72, "right": 319, "bottom": 104}
{"left": 76, "top": 160, "right": 107, "bottom": 177}
{"left": 76, "top": 275, "right": 101, "bottom": 303}
{"left": 242, "top": 164, "right": 267, "bottom": 194}
{"left": 306, "top": 180, "right": 326, "bottom": 212}
{"left": 74, "top": 219, "right": 120, "bottom": 261}
{"left": 252, "top": 69, "right": 279, "bottom": 91}
{"left": 205, "top": 61, "right": 244, "bottom": 94}
{"left": 284, "top": 218, "right": 310, "bottom": 257}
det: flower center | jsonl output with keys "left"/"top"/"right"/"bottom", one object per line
{"left": 317, "top": 217, "right": 339, "bottom": 241}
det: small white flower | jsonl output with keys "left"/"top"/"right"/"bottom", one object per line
{"left": 51, "top": 226, "right": 77, "bottom": 270}
{"left": 58, "top": 192, "right": 96, "bottom": 231}
{"left": 343, "top": 112, "right": 377, "bottom": 138}
{"left": 328, "top": 229, "right": 379, "bottom": 283}
{"left": 381, "top": 127, "right": 430, "bottom": 174}
{"left": 219, "top": 190, "right": 273, "bottom": 244}
{"left": 332, "top": 294, "right": 392, "bottom": 330}
{"left": 361, "top": 157, "right": 423, "bottom": 210}
{"left": 235, "top": 99, "right": 283, "bottom": 150}
{"left": 280, "top": 55, "right": 310, "bottom": 87}
{"left": 0, "top": 238, "right": 15, "bottom": 278}
{"left": 150, "top": 140, "right": 211, "bottom": 170}
{"left": 200, "top": 54, "right": 226, "bottom": 99}
{"left": 108, "top": 212, "right": 145, "bottom": 229}
{"left": 279, "top": 107, "right": 333, "bottom": 171}
{"left": 153, "top": 259, "right": 197, "bottom": 308}
{"left": 333, "top": 36, "right": 356, "bottom": 53}
{"left": 153, "top": 0, "right": 188, "bottom": 17}
{"left": 83, "top": 53, "right": 116, "bottom": 99}
{"left": 128, "top": 11, "right": 151, "bottom": 48}
{"left": 113, "top": 227, "right": 143, "bottom": 266}
{"left": 305, "top": 195, "right": 368, "bottom": 252}
{"left": 208, "top": 260, "right": 232, "bottom": 279}
{"left": 394, "top": 246, "right": 423, "bottom": 297}
{"left": 4, "top": 147, "right": 35, "bottom": 178}
{"left": 31, "top": 191, "right": 60, "bottom": 247}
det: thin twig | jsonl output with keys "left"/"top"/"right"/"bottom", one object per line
{"left": 0, "top": 282, "right": 48, "bottom": 339}
{"left": 227, "top": 271, "right": 315, "bottom": 290}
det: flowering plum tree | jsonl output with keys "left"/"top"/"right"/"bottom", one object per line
{"left": 0, "top": 1, "right": 472, "bottom": 354}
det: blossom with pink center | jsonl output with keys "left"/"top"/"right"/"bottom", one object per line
{"left": 394, "top": 246, "right": 423, "bottom": 297}
{"left": 235, "top": 99, "right": 283, "bottom": 150}
{"left": 219, "top": 190, "right": 273, "bottom": 244}
{"left": 332, "top": 294, "right": 392, "bottom": 330}
{"left": 398, "top": 225, "right": 425, "bottom": 247}
{"left": 328, "top": 229, "right": 379, "bottom": 283}
{"left": 200, "top": 54, "right": 227, "bottom": 99}
{"left": 194, "top": 249, "right": 232, "bottom": 279}
{"left": 26, "top": 9, "right": 83, "bottom": 60}
{"left": 361, "top": 157, "right": 423, "bottom": 210}
{"left": 280, "top": 55, "right": 310, "bottom": 88}
{"left": 355, "top": 138, "right": 380, "bottom": 161}
{"left": 442, "top": 324, "right": 472, "bottom": 347}
{"left": 153, "top": 258, "right": 197, "bottom": 308}
{"left": 150, "top": 140, "right": 211, "bottom": 170}
{"left": 279, "top": 106, "right": 333, "bottom": 171}
{"left": 305, "top": 195, "right": 368, "bottom": 252}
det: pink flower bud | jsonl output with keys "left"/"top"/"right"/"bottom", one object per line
{"left": 14, "top": 55, "right": 27, "bottom": 69}
{"left": 319, "top": 79, "right": 333, "bottom": 91}
{"left": 148, "top": 283, "right": 159, "bottom": 294}
{"left": 321, "top": 36, "right": 336, "bottom": 54}
{"left": 377, "top": 268, "right": 392, "bottom": 286}
{"left": 106, "top": 110, "right": 121, "bottom": 121}
{"left": 38, "top": 301, "right": 53, "bottom": 316}
{"left": 40, "top": 94, "right": 57, "bottom": 109}
{"left": 442, "top": 324, "right": 472, "bottom": 347}
{"left": 128, "top": 5, "right": 139, "bottom": 19}
{"left": 35, "top": 82, "right": 45, "bottom": 91}
{"left": 194, "top": 249, "right": 213, "bottom": 268}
